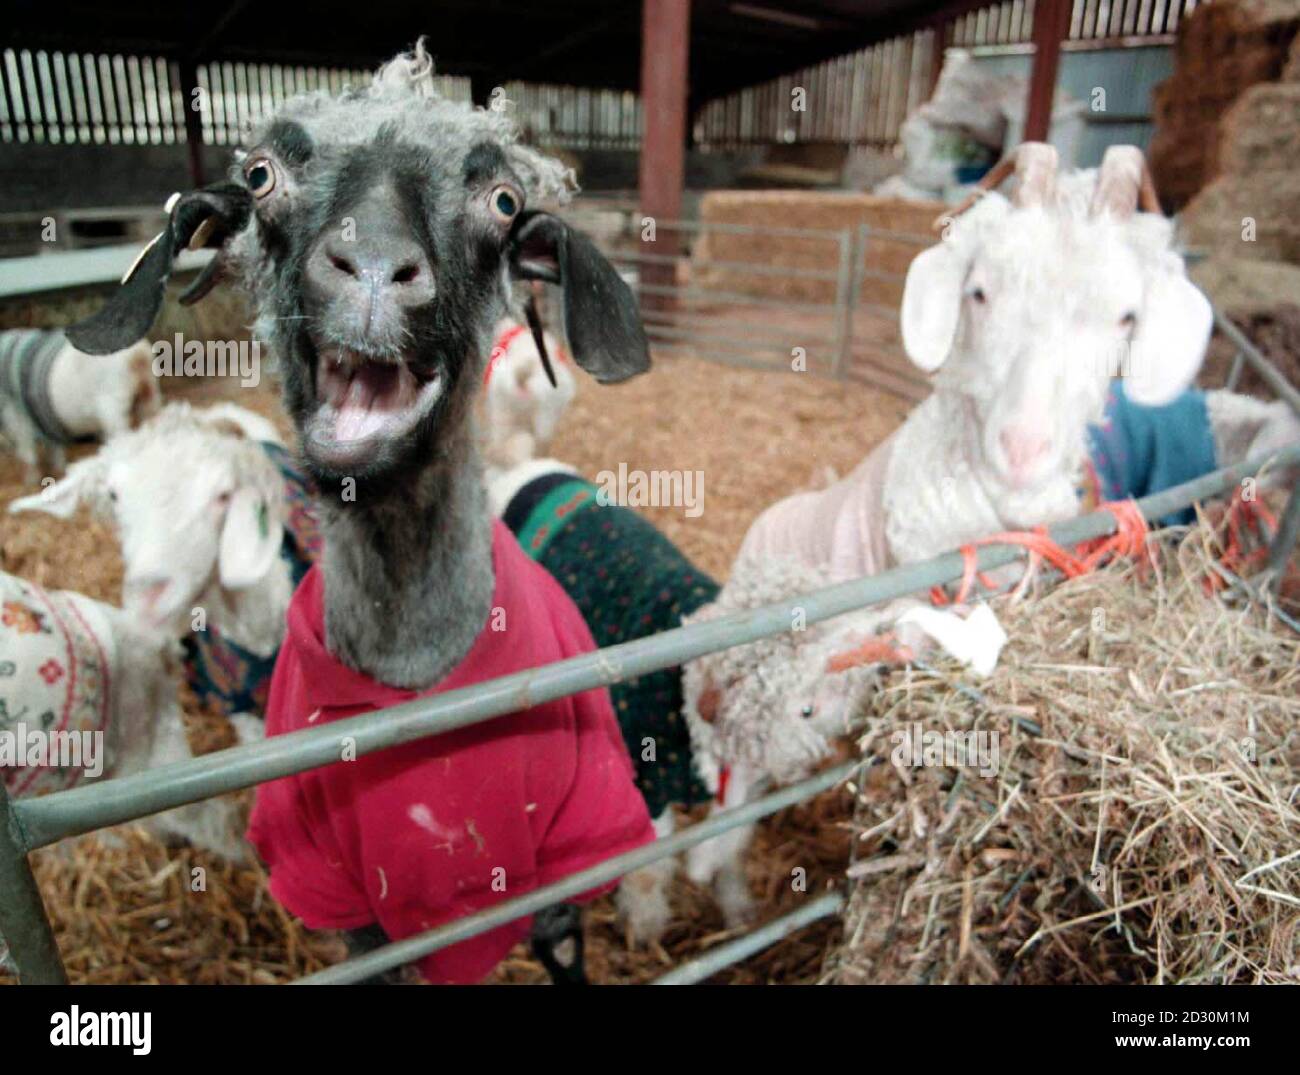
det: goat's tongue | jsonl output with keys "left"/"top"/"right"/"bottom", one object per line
{"left": 333, "top": 362, "right": 416, "bottom": 442}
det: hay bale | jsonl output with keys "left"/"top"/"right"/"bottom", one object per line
{"left": 1148, "top": 0, "right": 1300, "bottom": 209}
{"left": 1181, "top": 83, "right": 1300, "bottom": 263}
{"left": 1192, "top": 255, "right": 1300, "bottom": 315}
{"left": 825, "top": 528, "right": 1300, "bottom": 985}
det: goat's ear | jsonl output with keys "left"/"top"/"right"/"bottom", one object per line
{"left": 67, "top": 183, "right": 253, "bottom": 356}
{"left": 508, "top": 211, "right": 650, "bottom": 384}
{"left": 218, "top": 487, "right": 282, "bottom": 590}
{"left": 1123, "top": 272, "right": 1212, "bottom": 407}
{"left": 900, "top": 242, "right": 967, "bottom": 372}
{"left": 7, "top": 460, "right": 101, "bottom": 518}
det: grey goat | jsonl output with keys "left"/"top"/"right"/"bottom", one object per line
{"left": 67, "top": 41, "right": 651, "bottom": 985}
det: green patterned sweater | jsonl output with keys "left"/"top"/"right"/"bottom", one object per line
{"left": 504, "top": 473, "right": 718, "bottom": 818}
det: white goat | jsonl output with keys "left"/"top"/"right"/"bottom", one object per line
{"left": 0, "top": 329, "right": 160, "bottom": 478}
{"left": 481, "top": 318, "right": 576, "bottom": 471}
{"left": 738, "top": 144, "right": 1299, "bottom": 580}
{"left": 10, "top": 403, "right": 309, "bottom": 719}
{"left": 0, "top": 570, "right": 259, "bottom": 859}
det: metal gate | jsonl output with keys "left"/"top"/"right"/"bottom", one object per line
{"left": 558, "top": 198, "right": 935, "bottom": 403}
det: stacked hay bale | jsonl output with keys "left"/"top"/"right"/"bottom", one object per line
{"left": 1149, "top": 0, "right": 1300, "bottom": 212}
{"left": 1148, "top": 1, "right": 1300, "bottom": 323}
{"left": 825, "top": 528, "right": 1300, "bottom": 985}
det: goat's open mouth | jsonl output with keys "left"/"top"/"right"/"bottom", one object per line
{"left": 306, "top": 346, "right": 443, "bottom": 468}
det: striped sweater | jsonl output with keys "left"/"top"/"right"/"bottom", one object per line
{"left": 0, "top": 329, "right": 72, "bottom": 443}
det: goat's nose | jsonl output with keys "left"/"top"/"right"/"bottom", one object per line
{"left": 309, "top": 236, "right": 435, "bottom": 308}
{"left": 999, "top": 428, "right": 1051, "bottom": 471}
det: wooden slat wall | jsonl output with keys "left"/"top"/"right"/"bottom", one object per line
{"left": 0, "top": 49, "right": 188, "bottom": 145}
{"left": 500, "top": 82, "right": 642, "bottom": 149}
{"left": 0, "top": 49, "right": 471, "bottom": 145}
{"left": 696, "top": 0, "right": 1203, "bottom": 148}
{"left": 2, "top": 3, "right": 1202, "bottom": 150}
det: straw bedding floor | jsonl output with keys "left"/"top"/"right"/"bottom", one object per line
{"left": 0, "top": 351, "right": 908, "bottom": 985}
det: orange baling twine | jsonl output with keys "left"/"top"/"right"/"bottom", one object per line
{"left": 825, "top": 500, "right": 1151, "bottom": 673}
{"left": 928, "top": 498, "right": 1151, "bottom": 607}
{"left": 1205, "top": 486, "right": 1278, "bottom": 594}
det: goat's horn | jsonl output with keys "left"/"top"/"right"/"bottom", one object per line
{"left": 1091, "top": 145, "right": 1163, "bottom": 218}
{"left": 932, "top": 141, "right": 1057, "bottom": 230}
{"left": 1012, "top": 142, "right": 1058, "bottom": 208}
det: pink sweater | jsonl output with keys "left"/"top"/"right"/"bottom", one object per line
{"left": 737, "top": 432, "right": 898, "bottom": 582}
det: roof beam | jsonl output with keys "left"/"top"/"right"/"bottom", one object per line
{"left": 691, "top": 0, "right": 998, "bottom": 100}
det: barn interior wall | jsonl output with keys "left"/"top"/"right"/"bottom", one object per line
{"left": 967, "top": 44, "right": 1175, "bottom": 164}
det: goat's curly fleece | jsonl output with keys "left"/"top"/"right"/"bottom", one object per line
{"left": 682, "top": 556, "right": 879, "bottom": 787}
{"left": 0, "top": 329, "right": 72, "bottom": 443}
{"left": 225, "top": 39, "right": 575, "bottom": 328}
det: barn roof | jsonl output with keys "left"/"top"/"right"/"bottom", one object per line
{"left": 4, "top": 0, "right": 980, "bottom": 102}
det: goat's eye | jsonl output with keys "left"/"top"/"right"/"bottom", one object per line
{"left": 968, "top": 286, "right": 987, "bottom": 305}
{"left": 107, "top": 489, "right": 118, "bottom": 503}
{"left": 245, "top": 158, "right": 276, "bottom": 198}
{"left": 490, "top": 185, "right": 520, "bottom": 222}
{"left": 801, "top": 704, "right": 814, "bottom": 718}
{"left": 1120, "top": 311, "right": 1137, "bottom": 330}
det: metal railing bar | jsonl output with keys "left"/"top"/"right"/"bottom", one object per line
{"left": 638, "top": 305, "right": 834, "bottom": 336}
{"left": 652, "top": 892, "right": 845, "bottom": 985}
{"left": 645, "top": 336, "right": 794, "bottom": 364}
{"left": 641, "top": 321, "right": 837, "bottom": 350}
{"left": 15, "top": 442, "right": 1299, "bottom": 852}
{"left": 610, "top": 249, "right": 845, "bottom": 282}
{"left": 629, "top": 217, "right": 853, "bottom": 241}
{"left": 1213, "top": 310, "right": 1300, "bottom": 417}
{"left": 1226, "top": 350, "right": 1244, "bottom": 392}
{"left": 642, "top": 336, "right": 814, "bottom": 364}
{"left": 644, "top": 341, "right": 832, "bottom": 374}
{"left": 293, "top": 760, "right": 863, "bottom": 984}
{"left": 635, "top": 282, "right": 844, "bottom": 314}
{"left": 1266, "top": 480, "right": 1300, "bottom": 593}
{"left": 0, "top": 783, "right": 66, "bottom": 984}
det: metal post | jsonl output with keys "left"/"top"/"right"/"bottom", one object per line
{"left": 831, "top": 229, "right": 855, "bottom": 377}
{"left": 1226, "top": 350, "right": 1244, "bottom": 392}
{"left": 1266, "top": 479, "right": 1300, "bottom": 594}
{"left": 1024, "top": 0, "right": 1070, "bottom": 142}
{"left": 1214, "top": 310, "right": 1300, "bottom": 417}
{"left": 0, "top": 782, "right": 66, "bottom": 984}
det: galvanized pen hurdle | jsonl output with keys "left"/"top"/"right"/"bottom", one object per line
{"left": 2, "top": 324, "right": 1299, "bottom": 987}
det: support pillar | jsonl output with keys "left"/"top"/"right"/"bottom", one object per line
{"left": 638, "top": 0, "right": 690, "bottom": 312}
{"left": 179, "top": 60, "right": 206, "bottom": 188}
{"left": 1024, "top": 0, "right": 1071, "bottom": 142}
